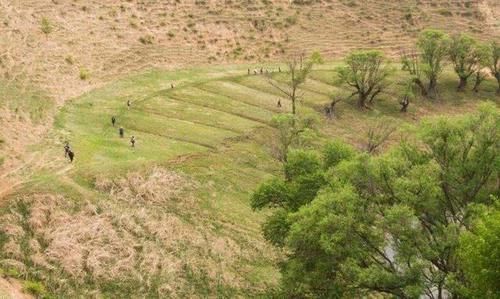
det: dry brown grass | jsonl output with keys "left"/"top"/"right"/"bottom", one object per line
{"left": 95, "top": 166, "right": 194, "bottom": 205}
{"left": 1, "top": 0, "right": 498, "bottom": 103}
{"left": 0, "top": 167, "right": 275, "bottom": 297}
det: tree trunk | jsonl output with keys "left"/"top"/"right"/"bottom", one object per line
{"left": 358, "top": 93, "right": 368, "bottom": 109}
{"left": 414, "top": 79, "right": 427, "bottom": 97}
{"left": 457, "top": 76, "right": 467, "bottom": 92}
{"left": 472, "top": 75, "right": 482, "bottom": 93}
{"left": 437, "top": 284, "right": 443, "bottom": 299}
{"left": 291, "top": 88, "right": 297, "bottom": 114}
{"left": 368, "top": 88, "right": 381, "bottom": 104}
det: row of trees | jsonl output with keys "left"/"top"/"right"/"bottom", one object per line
{"left": 336, "top": 30, "right": 500, "bottom": 109}
{"left": 403, "top": 30, "right": 500, "bottom": 96}
{"left": 252, "top": 104, "right": 499, "bottom": 298}
{"left": 269, "top": 30, "right": 499, "bottom": 114}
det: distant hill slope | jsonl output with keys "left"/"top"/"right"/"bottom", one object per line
{"left": 1, "top": 0, "right": 498, "bottom": 101}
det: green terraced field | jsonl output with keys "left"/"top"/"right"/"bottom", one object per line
{"left": 1, "top": 62, "right": 498, "bottom": 298}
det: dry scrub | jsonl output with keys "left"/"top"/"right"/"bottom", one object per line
{"left": 0, "top": 167, "right": 273, "bottom": 297}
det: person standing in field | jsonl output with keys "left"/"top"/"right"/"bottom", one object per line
{"left": 119, "top": 127, "right": 124, "bottom": 138}
{"left": 127, "top": 100, "right": 131, "bottom": 110}
{"left": 67, "top": 150, "right": 74, "bottom": 163}
{"left": 111, "top": 116, "right": 116, "bottom": 127}
{"left": 130, "top": 135, "right": 136, "bottom": 148}
{"left": 64, "top": 141, "right": 70, "bottom": 158}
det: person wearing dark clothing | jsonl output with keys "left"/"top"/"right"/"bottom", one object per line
{"left": 68, "top": 150, "right": 74, "bottom": 163}
{"left": 130, "top": 135, "right": 136, "bottom": 148}
{"left": 64, "top": 142, "right": 70, "bottom": 158}
{"left": 111, "top": 116, "right": 116, "bottom": 127}
{"left": 277, "top": 99, "right": 282, "bottom": 108}
{"left": 127, "top": 100, "right": 131, "bottom": 110}
{"left": 325, "top": 106, "right": 332, "bottom": 119}
{"left": 119, "top": 127, "right": 124, "bottom": 138}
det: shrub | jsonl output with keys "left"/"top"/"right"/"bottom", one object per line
{"left": 284, "top": 15, "right": 298, "bottom": 26}
{"left": 64, "top": 55, "right": 74, "bottom": 65}
{"left": 23, "top": 281, "right": 48, "bottom": 297}
{"left": 139, "top": 35, "right": 154, "bottom": 44}
{"left": 438, "top": 9, "right": 453, "bottom": 17}
{"left": 323, "top": 140, "right": 355, "bottom": 169}
{"left": 41, "top": 17, "right": 52, "bottom": 34}
{"left": 79, "top": 68, "right": 89, "bottom": 80}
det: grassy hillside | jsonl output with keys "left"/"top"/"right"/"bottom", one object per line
{"left": 0, "top": 1, "right": 498, "bottom": 297}
{"left": 1, "top": 0, "right": 498, "bottom": 101}
{"left": 1, "top": 0, "right": 498, "bottom": 207}
{"left": 0, "top": 61, "right": 498, "bottom": 297}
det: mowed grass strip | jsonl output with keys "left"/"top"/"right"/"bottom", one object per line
{"left": 233, "top": 74, "right": 332, "bottom": 108}
{"left": 72, "top": 129, "right": 207, "bottom": 167}
{"left": 198, "top": 80, "right": 290, "bottom": 112}
{"left": 308, "top": 69, "right": 337, "bottom": 84}
{"left": 135, "top": 95, "right": 261, "bottom": 133}
{"left": 167, "top": 87, "right": 274, "bottom": 125}
{"left": 120, "top": 110, "right": 238, "bottom": 148}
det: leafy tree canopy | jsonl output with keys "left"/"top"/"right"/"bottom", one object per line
{"left": 253, "top": 103, "right": 499, "bottom": 298}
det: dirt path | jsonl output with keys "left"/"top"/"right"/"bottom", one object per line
{"left": 0, "top": 277, "right": 32, "bottom": 299}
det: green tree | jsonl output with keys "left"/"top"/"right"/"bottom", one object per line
{"left": 270, "top": 113, "right": 318, "bottom": 162}
{"left": 399, "top": 79, "right": 414, "bottom": 112}
{"left": 459, "top": 200, "right": 500, "bottom": 299}
{"left": 251, "top": 150, "right": 326, "bottom": 247}
{"left": 268, "top": 52, "right": 322, "bottom": 115}
{"left": 401, "top": 51, "right": 428, "bottom": 97}
{"left": 253, "top": 104, "right": 499, "bottom": 298}
{"left": 336, "top": 50, "right": 391, "bottom": 109}
{"left": 449, "top": 34, "right": 480, "bottom": 91}
{"left": 471, "top": 43, "right": 491, "bottom": 93}
{"left": 417, "top": 29, "right": 450, "bottom": 98}
{"left": 484, "top": 41, "right": 500, "bottom": 94}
